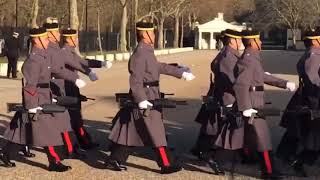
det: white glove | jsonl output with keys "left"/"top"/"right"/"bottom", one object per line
{"left": 264, "top": 72, "right": 271, "bottom": 75}
{"left": 52, "top": 98, "right": 57, "bottom": 103}
{"left": 75, "top": 79, "right": 86, "bottom": 88}
{"left": 226, "top": 104, "right": 233, "bottom": 108}
{"left": 286, "top": 81, "right": 296, "bottom": 92}
{"left": 104, "top": 61, "right": 113, "bottom": 69}
{"left": 28, "top": 107, "right": 43, "bottom": 114}
{"left": 182, "top": 72, "right": 196, "bottom": 81}
{"left": 89, "top": 71, "right": 99, "bottom": 81}
{"left": 243, "top": 108, "right": 258, "bottom": 117}
{"left": 138, "top": 100, "right": 153, "bottom": 109}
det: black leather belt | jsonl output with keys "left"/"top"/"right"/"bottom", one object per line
{"left": 143, "top": 81, "right": 159, "bottom": 88}
{"left": 249, "top": 86, "right": 264, "bottom": 92}
{"left": 37, "top": 83, "right": 50, "bottom": 88}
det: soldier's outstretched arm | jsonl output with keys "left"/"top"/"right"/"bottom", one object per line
{"left": 63, "top": 51, "right": 92, "bottom": 75}
{"left": 158, "top": 62, "right": 184, "bottom": 78}
{"left": 51, "top": 66, "right": 79, "bottom": 83}
{"left": 129, "top": 55, "right": 147, "bottom": 103}
{"left": 263, "top": 73, "right": 288, "bottom": 88}
{"left": 233, "top": 60, "right": 253, "bottom": 111}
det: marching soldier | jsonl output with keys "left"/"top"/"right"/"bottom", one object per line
{"left": 277, "top": 30, "right": 320, "bottom": 177}
{"left": 191, "top": 29, "right": 242, "bottom": 175}
{"left": 233, "top": 29, "right": 296, "bottom": 179}
{"left": 43, "top": 21, "right": 99, "bottom": 158}
{"left": 1, "top": 27, "right": 87, "bottom": 171}
{"left": 61, "top": 28, "right": 112, "bottom": 150}
{"left": 106, "top": 20, "right": 195, "bottom": 174}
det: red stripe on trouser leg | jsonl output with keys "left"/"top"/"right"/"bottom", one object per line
{"left": 263, "top": 151, "right": 272, "bottom": 174}
{"left": 79, "top": 127, "right": 85, "bottom": 136}
{"left": 48, "top": 146, "right": 60, "bottom": 163}
{"left": 63, "top": 132, "right": 73, "bottom": 153}
{"left": 158, "top": 147, "right": 170, "bottom": 167}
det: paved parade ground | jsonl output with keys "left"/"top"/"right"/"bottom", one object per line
{"left": 0, "top": 50, "right": 318, "bottom": 180}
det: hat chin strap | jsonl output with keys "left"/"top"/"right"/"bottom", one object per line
{"left": 254, "top": 39, "right": 261, "bottom": 51}
{"left": 235, "top": 39, "right": 239, "bottom": 51}
{"left": 49, "top": 31, "right": 59, "bottom": 43}
{"left": 146, "top": 31, "right": 154, "bottom": 46}
{"left": 316, "top": 39, "right": 320, "bottom": 47}
{"left": 38, "top": 37, "right": 46, "bottom": 49}
{"left": 70, "top": 37, "right": 77, "bottom": 47}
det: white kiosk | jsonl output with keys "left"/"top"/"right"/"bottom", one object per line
{"left": 195, "top": 13, "right": 246, "bottom": 50}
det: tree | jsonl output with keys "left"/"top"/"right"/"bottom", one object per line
{"left": 30, "top": 0, "right": 39, "bottom": 28}
{"left": 153, "top": 0, "right": 182, "bottom": 49}
{"left": 119, "top": 0, "right": 128, "bottom": 52}
{"left": 171, "top": 0, "right": 190, "bottom": 48}
{"left": 266, "top": 0, "right": 310, "bottom": 49}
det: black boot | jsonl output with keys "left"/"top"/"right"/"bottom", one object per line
{"left": 290, "top": 159, "right": 307, "bottom": 177}
{"left": 261, "top": 170, "right": 284, "bottom": 180}
{"left": 104, "top": 158, "right": 127, "bottom": 171}
{"left": 206, "top": 157, "right": 225, "bottom": 175}
{"left": 259, "top": 151, "right": 284, "bottom": 179}
{"left": 199, "top": 152, "right": 225, "bottom": 175}
{"left": 48, "top": 162, "right": 72, "bottom": 172}
{"left": 20, "top": 146, "right": 35, "bottom": 158}
{"left": 77, "top": 129, "right": 99, "bottom": 150}
{"left": 67, "top": 146, "right": 87, "bottom": 160}
{"left": 160, "top": 165, "right": 182, "bottom": 174}
{"left": 0, "top": 154, "right": 16, "bottom": 168}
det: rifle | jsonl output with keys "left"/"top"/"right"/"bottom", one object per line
{"left": 115, "top": 92, "right": 175, "bottom": 103}
{"left": 55, "top": 95, "right": 95, "bottom": 106}
{"left": 7, "top": 103, "right": 66, "bottom": 114}
{"left": 118, "top": 97, "right": 187, "bottom": 117}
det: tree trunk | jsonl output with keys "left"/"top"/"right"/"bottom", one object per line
{"left": 119, "top": 0, "right": 128, "bottom": 52}
{"left": 31, "top": 0, "right": 39, "bottom": 28}
{"left": 180, "top": 15, "right": 184, "bottom": 48}
{"left": 173, "top": 15, "right": 179, "bottom": 48}
{"left": 97, "top": 9, "right": 103, "bottom": 55}
{"left": 157, "top": 18, "right": 164, "bottom": 49}
{"left": 69, "top": 0, "right": 81, "bottom": 55}
{"left": 110, "top": 0, "right": 116, "bottom": 32}
{"left": 70, "top": 0, "right": 79, "bottom": 29}
{"left": 79, "top": 0, "right": 86, "bottom": 31}
{"left": 133, "top": 0, "right": 138, "bottom": 46}
{"left": 291, "top": 29, "right": 297, "bottom": 50}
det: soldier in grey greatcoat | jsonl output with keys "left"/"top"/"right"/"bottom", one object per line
{"left": 1, "top": 28, "right": 87, "bottom": 172}
{"left": 277, "top": 30, "right": 320, "bottom": 177}
{"left": 233, "top": 29, "right": 296, "bottom": 179}
{"left": 60, "top": 28, "right": 112, "bottom": 150}
{"left": 191, "top": 29, "right": 243, "bottom": 175}
{"left": 106, "top": 20, "right": 195, "bottom": 174}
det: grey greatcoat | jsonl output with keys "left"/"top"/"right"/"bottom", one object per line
{"left": 4, "top": 47, "right": 78, "bottom": 147}
{"left": 62, "top": 44, "right": 104, "bottom": 131}
{"left": 48, "top": 42, "right": 91, "bottom": 134}
{"left": 280, "top": 47, "right": 320, "bottom": 151}
{"left": 109, "top": 42, "right": 183, "bottom": 147}
{"left": 233, "top": 48, "right": 287, "bottom": 152}
{"left": 210, "top": 46, "right": 244, "bottom": 150}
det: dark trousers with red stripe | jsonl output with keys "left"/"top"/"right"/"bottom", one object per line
{"left": 69, "top": 108, "right": 93, "bottom": 146}
{"left": 61, "top": 131, "right": 75, "bottom": 156}
{"left": 45, "top": 146, "right": 64, "bottom": 164}
{"left": 109, "top": 143, "right": 173, "bottom": 167}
